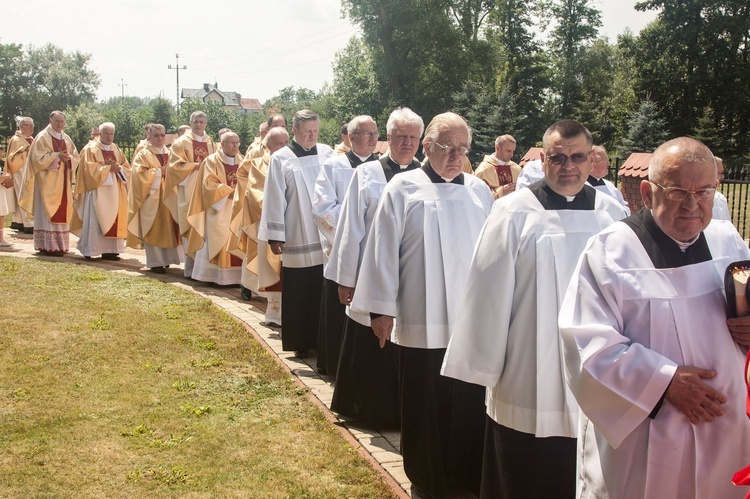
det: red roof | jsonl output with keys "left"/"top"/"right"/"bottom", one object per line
{"left": 519, "top": 147, "right": 543, "bottom": 167}
{"left": 618, "top": 153, "right": 652, "bottom": 178}
{"left": 240, "top": 98, "right": 263, "bottom": 111}
{"left": 374, "top": 141, "right": 389, "bottom": 155}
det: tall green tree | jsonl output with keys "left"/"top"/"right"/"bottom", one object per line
{"left": 0, "top": 43, "right": 29, "bottom": 137}
{"left": 619, "top": 100, "right": 668, "bottom": 156}
{"left": 150, "top": 96, "right": 175, "bottom": 132}
{"left": 547, "top": 0, "right": 602, "bottom": 117}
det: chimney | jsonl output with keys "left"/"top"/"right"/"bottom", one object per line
{"left": 203, "top": 83, "right": 209, "bottom": 91}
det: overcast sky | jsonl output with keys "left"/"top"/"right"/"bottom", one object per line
{"left": 3, "top": 0, "right": 657, "bottom": 105}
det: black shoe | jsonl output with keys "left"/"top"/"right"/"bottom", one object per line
{"left": 294, "top": 350, "right": 309, "bottom": 358}
{"left": 23, "top": 227, "right": 34, "bottom": 234}
{"left": 150, "top": 266, "right": 166, "bottom": 274}
{"left": 240, "top": 286, "right": 253, "bottom": 301}
{"left": 10, "top": 222, "right": 23, "bottom": 231}
{"left": 84, "top": 256, "right": 91, "bottom": 259}
{"left": 101, "top": 253, "right": 121, "bottom": 261}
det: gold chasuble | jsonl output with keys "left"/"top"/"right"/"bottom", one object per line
{"left": 18, "top": 125, "right": 80, "bottom": 223}
{"left": 185, "top": 151, "right": 243, "bottom": 268}
{"left": 227, "top": 139, "right": 268, "bottom": 258}
{"left": 5, "top": 131, "right": 33, "bottom": 175}
{"left": 164, "top": 131, "right": 216, "bottom": 236}
{"left": 127, "top": 146, "right": 180, "bottom": 249}
{"left": 71, "top": 141, "right": 131, "bottom": 238}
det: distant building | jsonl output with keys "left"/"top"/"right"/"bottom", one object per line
{"left": 181, "top": 83, "right": 263, "bottom": 115}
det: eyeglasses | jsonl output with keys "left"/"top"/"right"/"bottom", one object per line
{"left": 545, "top": 151, "right": 591, "bottom": 165}
{"left": 351, "top": 131, "right": 379, "bottom": 139}
{"left": 432, "top": 142, "right": 470, "bottom": 157}
{"left": 151, "top": 133, "right": 166, "bottom": 138}
{"left": 650, "top": 181, "right": 716, "bottom": 202}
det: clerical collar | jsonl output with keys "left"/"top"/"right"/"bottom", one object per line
{"left": 492, "top": 154, "right": 507, "bottom": 165}
{"left": 587, "top": 175, "right": 606, "bottom": 186}
{"left": 622, "top": 208, "right": 711, "bottom": 268}
{"left": 192, "top": 133, "right": 205, "bottom": 142}
{"left": 50, "top": 129, "right": 63, "bottom": 140}
{"left": 346, "top": 150, "right": 376, "bottom": 166}
{"left": 288, "top": 139, "right": 317, "bottom": 157}
{"left": 529, "top": 179, "right": 595, "bottom": 210}
{"left": 221, "top": 151, "right": 235, "bottom": 165}
{"left": 154, "top": 146, "right": 166, "bottom": 154}
{"left": 421, "top": 161, "right": 464, "bottom": 185}
{"left": 97, "top": 139, "right": 112, "bottom": 151}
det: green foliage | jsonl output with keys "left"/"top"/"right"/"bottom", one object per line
{"left": 619, "top": 100, "right": 668, "bottom": 156}
{"left": 0, "top": 43, "right": 28, "bottom": 137}
{"left": 150, "top": 97, "right": 174, "bottom": 133}
{"left": 64, "top": 102, "right": 106, "bottom": 151}
{"left": 105, "top": 103, "right": 141, "bottom": 152}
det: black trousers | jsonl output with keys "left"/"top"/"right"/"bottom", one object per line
{"left": 280, "top": 265, "right": 323, "bottom": 352}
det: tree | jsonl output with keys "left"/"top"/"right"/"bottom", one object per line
{"left": 150, "top": 96, "right": 175, "bottom": 133}
{"left": 0, "top": 42, "right": 29, "bottom": 137}
{"left": 619, "top": 100, "right": 668, "bottom": 156}
{"left": 331, "top": 37, "right": 382, "bottom": 119}
{"left": 23, "top": 44, "right": 100, "bottom": 127}
{"left": 547, "top": 0, "right": 602, "bottom": 117}
{"left": 64, "top": 102, "right": 105, "bottom": 151}
{"left": 105, "top": 103, "right": 141, "bottom": 153}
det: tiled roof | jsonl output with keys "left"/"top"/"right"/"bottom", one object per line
{"left": 618, "top": 153, "right": 652, "bottom": 178}
{"left": 519, "top": 147, "right": 543, "bottom": 167}
{"left": 374, "top": 141, "right": 389, "bottom": 155}
{"left": 240, "top": 98, "right": 263, "bottom": 111}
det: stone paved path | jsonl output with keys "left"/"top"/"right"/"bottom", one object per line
{"left": 0, "top": 229, "right": 410, "bottom": 498}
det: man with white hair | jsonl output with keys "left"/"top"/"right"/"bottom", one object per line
{"left": 5, "top": 116, "right": 35, "bottom": 233}
{"left": 312, "top": 114, "right": 379, "bottom": 376}
{"left": 586, "top": 145, "right": 630, "bottom": 215}
{"left": 328, "top": 107, "right": 423, "bottom": 428}
{"left": 128, "top": 124, "right": 183, "bottom": 273}
{"left": 232, "top": 126, "right": 289, "bottom": 326}
{"left": 19, "top": 111, "right": 80, "bottom": 256}
{"left": 352, "top": 112, "right": 494, "bottom": 498}
{"left": 72, "top": 122, "right": 131, "bottom": 260}
{"left": 474, "top": 134, "right": 521, "bottom": 199}
{"left": 259, "top": 110, "right": 334, "bottom": 357}
{"left": 165, "top": 111, "right": 216, "bottom": 277}
{"left": 559, "top": 137, "right": 750, "bottom": 497}
{"left": 185, "top": 132, "right": 244, "bottom": 285}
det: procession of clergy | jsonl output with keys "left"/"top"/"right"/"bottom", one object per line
{"left": 4, "top": 107, "right": 750, "bottom": 499}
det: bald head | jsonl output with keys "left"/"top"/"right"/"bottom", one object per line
{"left": 265, "top": 126, "right": 290, "bottom": 155}
{"left": 648, "top": 137, "right": 716, "bottom": 184}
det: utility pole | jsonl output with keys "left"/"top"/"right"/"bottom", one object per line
{"left": 168, "top": 53, "right": 187, "bottom": 111}
{"left": 118, "top": 78, "right": 127, "bottom": 104}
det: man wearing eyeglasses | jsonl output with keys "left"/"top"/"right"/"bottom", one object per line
{"left": 312, "top": 115, "right": 380, "bottom": 376}
{"left": 352, "top": 112, "right": 493, "bottom": 498}
{"left": 559, "top": 137, "right": 750, "bottom": 497}
{"left": 442, "top": 119, "right": 627, "bottom": 498}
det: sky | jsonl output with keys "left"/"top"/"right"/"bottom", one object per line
{"left": 2, "top": 0, "right": 658, "bottom": 106}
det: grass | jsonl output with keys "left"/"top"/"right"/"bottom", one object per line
{"left": 0, "top": 256, "right": 396, "bottom": 498}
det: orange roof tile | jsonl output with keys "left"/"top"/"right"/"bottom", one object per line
{"left": 618, "top": 153, "right": 652, "bottom": 178}
{"left": 519, "top": 147, "right": 543, "bottom": 167}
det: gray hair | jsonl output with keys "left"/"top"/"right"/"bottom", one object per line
{"left": 148, "top": 124, "right": 166, "bottom": 135}
{"left": 189, "top": 111, "right": 207, "bottom": 123}
{"left": 592, "top": 145, "right": 608, "bottom": 158}
{"left": 495, "top": 134, "right": 516, "bottom": 147}
{"left": 99, "top": 122, "right": 115, "bottom": 132}
{"left": 16, "top": 116, "right": 33, "bottom": 128}
{"left": 386, "top": 107, "right": 424, "bottom": 136}
{"left": 49, "top": 110, "right": 66, "bottom": 120}
{"left": 347, "top": 115, "right": 376, "bottom": 134}
{"left": 542, "top": 120, "right": 593, "bottom": 150}
{"left": 423, "top": 112, "right": 472, "bottom": 149}
{"left": 648, "top": 137, "right": 716, "bottom": 183}
{"left": 292, "top": 109, "right": 319, "bottom": 129}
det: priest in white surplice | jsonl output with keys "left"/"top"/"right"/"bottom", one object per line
{"left": 559, "top": 137, "right": 750, "bottom": 498}
{"left": 441, "top": 120, "right": 628, "bottom": 498}
{"left": 586, "top": 145, "right": 630, "bottom": 215}
{"left": 71, "top": 122, "right": 131, "bottom": 260}
{"left": 327, "top": 107, "right": 424, "bottom": 429}
{"left": 351, "top": 112, "right": 493, "bottom": 498}
{"left": 312, "top": 114, "right": 379, "bottom": 376}
{"left": 259, "top": 109, "right": 333, "bottom": 358}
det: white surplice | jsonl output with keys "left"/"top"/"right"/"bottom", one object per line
{"left": 588, "top": 178, "right": 631, "bottom": 215}
{"left": 258, "top": 144, "right": 333, "bottom": 270}
{"left": 312, "top": 154, "right": 357, "bottom": 264}
{"left": 441, "top": 187, "right": 627, "bottom": 437}
{"left": 350, "top": 169, "right": 494, "bottom": 349}
{"left": 559, "top": 219, "right": 750, "bottom": 498}
{"left": 324, "top": 159, "right": 385, "bottom": 326}
{"left": 713, "top": 190, "right": 731, "bottom": 221}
